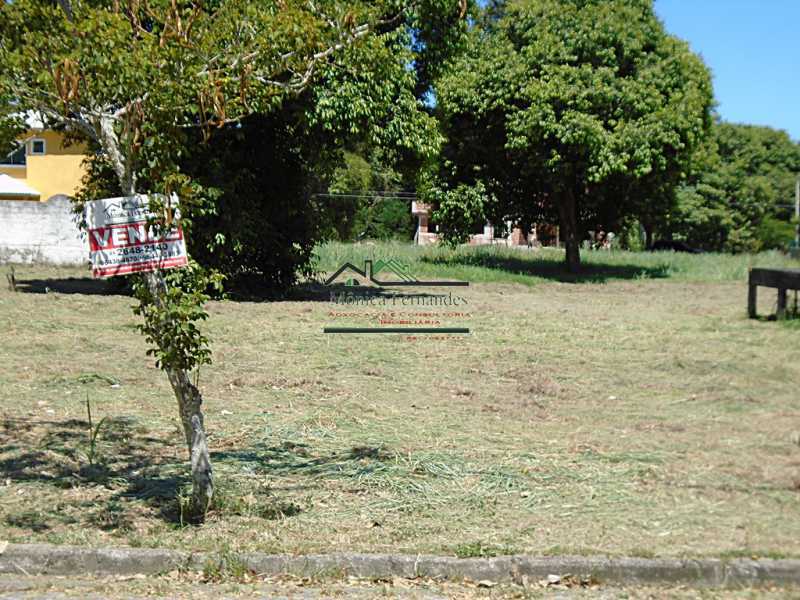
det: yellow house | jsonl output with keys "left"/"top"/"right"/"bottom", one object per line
{"left": 0, "top": 123, "right": 88, "bottom": 202}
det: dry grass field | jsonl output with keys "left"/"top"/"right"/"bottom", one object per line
{"left": 1, "top": 244, "right": 799, "bottom": 562}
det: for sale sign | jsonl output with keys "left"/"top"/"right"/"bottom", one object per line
{"left": 86, "top": 194, "right": 188, "bottom": 278}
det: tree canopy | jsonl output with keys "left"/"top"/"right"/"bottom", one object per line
{"left": 431, "top": 0, "right": 713, "bottom": 269}
{"left": 669, "top": 121, "right": 800, "bottom": 252}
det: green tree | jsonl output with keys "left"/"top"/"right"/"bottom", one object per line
{"left": 0, "top": 0, "right": 462, "bottom": 518}
{"left": 184, "top": 21, "right": 441, "bottom": 290}
{"left": 183, "top": 111, "right": 331, "bottom": 295}
{"left": 409, "top": 0, "right": 472, "bottom": 98}
{"left": 670, "top": 122, "right": 800, "bottom": 251}
{"left": 325, "top": 149, "right": 419, "bottom": 241}
{"left": 0, "top": 101, "right": 23, "bottom": 158}
{"left": 75, "top": 20, "right": 442, "bottom": 292}
{"left": 434, "top": 0, "right": 713, "bottom": 270}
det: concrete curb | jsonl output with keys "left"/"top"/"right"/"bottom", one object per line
{"left": 1, "top": 544, "right": 799, "bottom": 588}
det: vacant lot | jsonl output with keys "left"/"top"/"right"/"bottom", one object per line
{"left": 1, "top": 245, "right": 799, "bottom": 560}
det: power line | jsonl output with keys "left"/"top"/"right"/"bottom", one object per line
{"left": 313, "top": 191, "right": 418, "bottom": 201}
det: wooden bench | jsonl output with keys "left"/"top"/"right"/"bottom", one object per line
{"left": 748, "top": 268, "right": 800, "bottom": 318}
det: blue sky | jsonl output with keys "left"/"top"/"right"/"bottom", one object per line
{"left": 655, "top": 0, "right": 800, "bottom": 141}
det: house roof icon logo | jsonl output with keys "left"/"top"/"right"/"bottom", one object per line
{"left": 324, "top": 259, "right": 468, "bottom": 287}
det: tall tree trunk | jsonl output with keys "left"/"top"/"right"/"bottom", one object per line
{"left": 558, "top": 188, "right": 581, "bottom": 273}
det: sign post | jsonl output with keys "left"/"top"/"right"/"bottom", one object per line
{"left": 85, "top": 195, "right": 188, "bottom": 278}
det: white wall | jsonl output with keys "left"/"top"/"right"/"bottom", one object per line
{"left": 0, "top": 196, "right": 88, "bottom": 265}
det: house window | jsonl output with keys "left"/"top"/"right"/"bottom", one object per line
{"left": 30, "top": 139, "right": 46, "bottom": 155}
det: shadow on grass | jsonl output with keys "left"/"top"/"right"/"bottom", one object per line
{"left": 212, "top": 442, "right": 394, "bottom": 489}
{"left": 421, "top": 253, "right": 671, "bottom": 283}
{"left": 0, "top": 417, "right": 188, "bottom": 530}
{"left": 14, "top": 277, "right": 131, "bottom": 296}
{"left": 754, "top": 311, "right": 800, "bottom": 326}
{"left": 0, "top": 418, "right": 386, "bottom": 533}
{"left": 13, "top": 277, "right": 441, "bottom": 304}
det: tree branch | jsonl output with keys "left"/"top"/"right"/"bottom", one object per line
{"left": 57, "top": 0, "right": 75, "bottom": 22}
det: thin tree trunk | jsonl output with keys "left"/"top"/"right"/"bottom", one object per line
{"left": 642, "top": 221, "right": 653, "bottom": 249}
{"left": 143, "top": 261, "right": 214, "bottom": 518}
{"left": 100, "top": 115, "right": 213, "bottom": 518}
{"left": 558, "top": 188, "right": 581, "bottom": 273}
{"left": 165, "top": 363, "right": 214, "bottom": 515}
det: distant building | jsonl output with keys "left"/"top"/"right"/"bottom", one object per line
{"left": 411, "top": 201, "right": 556, "bottom": 248}
{"left": 0, "top": 114, "right": 88, "bottom": 202}
{"left": 0, "top": 115, "right": 90, "bottom": 264}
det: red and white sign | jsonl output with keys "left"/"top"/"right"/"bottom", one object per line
{"left": 86, "top": 195, "right": 188, "bottom": 278}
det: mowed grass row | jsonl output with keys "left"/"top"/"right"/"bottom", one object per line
{"left": 0, "top": 246, "right": 799, "bottom": 559}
